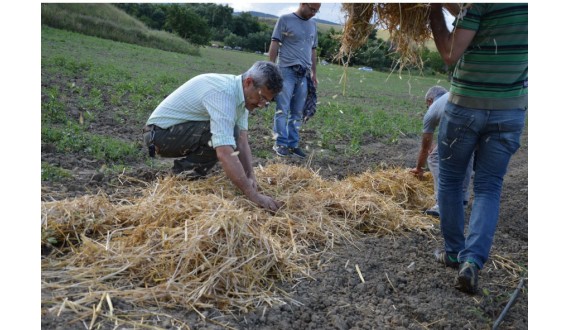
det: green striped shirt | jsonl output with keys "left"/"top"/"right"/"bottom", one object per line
{"left": 147, "top": 74, "right": 247, "bottom": 148}
{"left": 449, "top": 3, "right": 528, "bottom": 109}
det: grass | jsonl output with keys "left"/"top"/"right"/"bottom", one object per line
{"left": 41, "top": 162, "right": 72, "bottom": 181}
{"left": 41, "top": 123, "right": 141, "bottom": 163}
{"left": 42, "top": 25, "right": 451, "bottom": 175}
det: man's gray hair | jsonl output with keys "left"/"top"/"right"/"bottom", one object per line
{"left": 425, "top": 85, "right": 448, "bottom": 101}
{"left": 243, "top": 61, "right": 283, "bottom": 94}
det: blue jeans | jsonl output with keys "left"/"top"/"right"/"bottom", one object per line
{"left": 273, "top": 65, "right": 309, "bottom": 148}
{"left": 437, "top": 102, "right": 526, "bottom": 270}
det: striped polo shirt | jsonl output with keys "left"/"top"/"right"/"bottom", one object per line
{"left": 146, "top": 74, "right": 247, "bottom": 148}
{"left": 449, "top": 3, "right": 528, "bottom": 110}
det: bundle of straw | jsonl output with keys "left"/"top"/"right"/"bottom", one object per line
{"left": 374, "top": 3, "right": 432, "bottom": 70}
{"left": 339, "top": 3, "right": 450, "bottom": 72}
{"left": 337, "top": 3, "right": 376, "bottom": 65}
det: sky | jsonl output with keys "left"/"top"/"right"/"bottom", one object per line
{"left": 227, "top": 2, "right": 344, "bottom": 24}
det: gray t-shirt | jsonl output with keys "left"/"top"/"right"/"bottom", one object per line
{"left": 423, "top": 92, "right": 449, "bottom": 134}
{"left": 271, "top": 12, "right": 318, "bottom": 69}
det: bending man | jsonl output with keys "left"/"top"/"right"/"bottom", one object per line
{"left": 410, "top": 85, "right": 473, "bottom": 217}
{"left": 143, "top": 61, "right": 284, "bottom": 212}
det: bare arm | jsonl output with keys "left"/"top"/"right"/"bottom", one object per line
{"left": 410, "top": 133, "right": 434, "bottom": 177}
{"left": 268, "top": 40, "right": 280, "bottom": 63}
{"left": 429, "top": 4, "right": 476, "bottom": 66}
{"left": 311, "top": 48, "right": 318, "bottom": 87}
{"left": 216, "top": 144, "right": 283, "bottom": 212}
{"left": 236, "top": 130, "right": 257, "bottom": 190}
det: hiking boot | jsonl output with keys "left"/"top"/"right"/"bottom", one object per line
{"left": 434, "top": 249, "right": 460, "bottom": 269}
{"left": 273, "top": 145, "right": 290, "bottom": 157}
{"left": 425, "top": 204, "right": 439, "bottom": 217}
{"left": 455, "top": 261, "right": 479, "bottom": 294}
{"left": 290, "top": 147, "right": 306, "bottom": 159}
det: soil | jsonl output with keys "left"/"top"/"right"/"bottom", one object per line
{"left": 41, "top": 94, "right": 528, "bottom": 329}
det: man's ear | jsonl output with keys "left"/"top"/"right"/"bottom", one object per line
{"left": 245, "top": 77, "right": 255, "bottom": 88}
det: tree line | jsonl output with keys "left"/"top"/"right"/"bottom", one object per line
{"left": 116, "top": 3, "right": 449, "bottom": 75}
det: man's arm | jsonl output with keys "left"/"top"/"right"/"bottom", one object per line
{"left": 216, "top": 145, "right": 283, "bottom": 212}
{"left": 410, "top": 133, "right": 434, "bottom": 177}
{"left": 236, "top": 130, "right": 257, "bottom": 190}
{"left": 429, "top": 4, "right": 477, "bottom": 65}
{"left": 311, "top": 48, "right": 318, "bottom": 87}
{"left": 268, "top": 40, "right": 280, "bottom": 63}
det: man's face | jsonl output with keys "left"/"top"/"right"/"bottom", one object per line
{"left": 244, "top": 78, "right": 275, "bottom": 111}
{"left": 300, "top": 3, "right": 321, "bottom": 19}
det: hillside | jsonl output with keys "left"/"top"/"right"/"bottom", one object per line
{"left": 40, "top": 3, "right": 199, "bottom": 55}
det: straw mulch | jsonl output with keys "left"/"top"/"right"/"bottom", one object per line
{"left": 41, "top": 163, "right": 436, "bottom": 323}
{"left": 338, "top": 3, "right": 462, "bottom": 73}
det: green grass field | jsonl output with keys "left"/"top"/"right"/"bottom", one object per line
{"left": 41, "top": 25, "right": 451, "bottom": 169}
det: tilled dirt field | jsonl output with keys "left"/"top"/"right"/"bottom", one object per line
{"left": 41, "top": 102, "right": 528, "bottom": 329}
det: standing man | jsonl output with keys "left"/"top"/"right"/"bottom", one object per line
{"left": 143, "top": 61, "right": 284, "bottom": 212}
{"left": 410, "top": 85, "right": 473, "bottom": 217}
{"left": 269, "top": 3, "right": 321, "bottom": 158}
{"left": 429, "top": 4, "right": 528, "bottom": 294}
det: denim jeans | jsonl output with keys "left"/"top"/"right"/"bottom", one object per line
{"left": 437, "top": 102, "right": 526, "bottom": 270}
{"left": 273, "top": 65, "right": 309, "bottom": 148}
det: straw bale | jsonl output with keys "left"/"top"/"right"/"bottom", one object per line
{"left": 42, "top": 164, "right": 436, "bottom": 320}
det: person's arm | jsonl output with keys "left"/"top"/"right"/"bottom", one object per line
{"left": 216, "top": 145, "right": 284, "bottom": 212}
{"left": 268, "top": 40, "right": 280, "bottom": 63}
{"left": 236, "top": 130, "right": 257, "bottom": 190}
{"left": 410, "top": 133, "right": 434, "bottom": 177}
{"left": 429, "top": 4, "right": 477, "bottom": 65}
{"left": 311, "top": 48, "right": 318, "bottom": 87}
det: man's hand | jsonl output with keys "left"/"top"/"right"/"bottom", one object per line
{"left": 410, "top": 167, "right": 424, "bottom": 178}
{"left": 251, "top": 193, "right": 284, "bottom": 213}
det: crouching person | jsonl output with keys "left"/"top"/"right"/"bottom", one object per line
{"left": 143, "top": 61, "right": 284, "bottom": 212}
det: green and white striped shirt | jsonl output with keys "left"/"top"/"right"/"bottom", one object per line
{"left": 450, "top": 3, "right": 528, "bottom": 110}
{"left": 147, "top": 74, "right": 247, "bottom": 148}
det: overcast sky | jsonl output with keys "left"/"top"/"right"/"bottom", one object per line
{"left": 227, "top": 2, "right": 344, "bottom": 24}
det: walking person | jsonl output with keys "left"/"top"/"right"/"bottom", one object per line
{"left": 142, "top": 61, "right": 284, "bottom": 212}
{"left": 410, "top": 86, "right": 473, "bottom": 217}
{"left": 429, "top": 3, "right": 528, "bottom": 293}
{"left": 268, "top": 3, "right": 321, "bottom": 158}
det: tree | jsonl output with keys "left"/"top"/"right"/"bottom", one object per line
{"left": 115, "top": 3, "right": 167, "bottom": 30}
{"left": 242, "top": 30, "right": 272, "bottom": 52}
{"left": 190, "top": 3, "right": 233, "bottom": 31}
{"left": 165, "top": 5, "right": 210, "bottom": 46}
{"left": 317, "top": 28, "right": 341, "bottom": 63}
{"left": 232, "top": 12, "right": 262, "bottom": 37}
{"left": 223, "top": 33, "right": 245, "bottom": 48}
